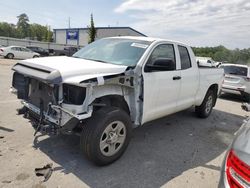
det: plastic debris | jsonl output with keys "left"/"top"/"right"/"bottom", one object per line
{"left": 35, "top": 163, "right": 53, "bottom": 182}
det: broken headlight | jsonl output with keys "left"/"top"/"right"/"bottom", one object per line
{"left": 63, "top": 84, "right": 86, "bottom": 105}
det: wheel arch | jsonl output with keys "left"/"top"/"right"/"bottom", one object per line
{"left": 6, "top": 53, "right": 14, "bottom": 59}
{"left": 91, "top": 94, "right": 130, "bottom": 116}
{"left": 85, "top": 84, "right": 134, "bottom": 117}
{"left": 196, "top": 83, "right": 219, "bottom": 107}
{"left": 208, "top": 84, "right": 218, "bottom": 106}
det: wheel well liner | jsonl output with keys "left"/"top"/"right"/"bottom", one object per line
{"left": 92, "top": 95, "right": 130, "bottom": 115}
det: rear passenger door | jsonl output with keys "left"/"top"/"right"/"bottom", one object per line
{"left": 176, "top": 45, "right": 199, "bottom": 110}
{"left": 11, "top": 47, "right": 22, "bottom": 59}
{"left": 20, "top": 47, "right": 33, "bottom": 59}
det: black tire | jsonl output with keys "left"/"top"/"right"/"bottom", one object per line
{"left": 80, "top": 107, "right": 132, "bottom": 166}
{"left": 33, "top": 55, "right": 39, "bottom": 58}
{"left": 195, "top": 89, "right": 215, "bottom": 118}
{"left": 6, "top": 53, "right": 14, "bottom": 59}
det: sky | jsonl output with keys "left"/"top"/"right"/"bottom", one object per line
{"left": 0, "top": 0, "right": 250, "bottom": 49}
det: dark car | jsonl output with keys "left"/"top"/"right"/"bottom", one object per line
{"left": 53, "top": 46, "right": 79, "bottom": 56}
{"left": 218, "top": 107, "right": 250, "bottom": 188}
{"left": 26, "top": 46, "right": 49, "bottom": 57}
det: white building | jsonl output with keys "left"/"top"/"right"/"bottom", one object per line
{"left": 53, "top": 27, "right": 146, "bottom": 46}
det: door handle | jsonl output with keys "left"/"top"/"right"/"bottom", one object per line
{"left": 173, "top": 76, "right": 181, "bottom": 80}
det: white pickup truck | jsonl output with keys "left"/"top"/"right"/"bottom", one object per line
{"left": 11, "top": 36, "right": 224, "bottom": 165}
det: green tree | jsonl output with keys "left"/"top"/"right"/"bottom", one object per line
{"left": 0, "top": 14, "right": 52, "bottom": 42}
{"left": 192, "top": 46, "right": 250, "bottom": 64}
{"left": 0, "top": 22, "right": 18, "bottom": 38}
{"left": 17, "top": 13, "right": 30, "bottom": 38}
{"left": 46, "top": 25, "right": 53, "bottom": 42}
{"left": 87, "top": 14, "right": 97, "bottom": 43}
{"left": 30, "top": 24, "right": 53, "bottom": 41}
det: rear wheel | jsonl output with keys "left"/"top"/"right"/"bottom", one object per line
{"left": 80, "top": 107, "right": 132, "bottom": 166}
{"left": 33, "top": 55, "right": 39, "bottom": 58}
{"left": 195, "top": 89, "right": 215, "bottom": 118}
{"left": 6, "top": 53, "right": 14, "bottom": 59}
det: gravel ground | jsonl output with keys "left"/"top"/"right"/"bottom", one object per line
{"left": 0, "top": 57, "right": 248, "bottom": 188}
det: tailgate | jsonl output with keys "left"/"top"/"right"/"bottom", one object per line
{"left": 224, "top": 74, "right": 246, "bottom": 87}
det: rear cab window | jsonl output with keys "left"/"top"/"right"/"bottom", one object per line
{"left": 178, "top": 45, "right": 192, "bottom": 70}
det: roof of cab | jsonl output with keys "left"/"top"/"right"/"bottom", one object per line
{"left": 109, "top": 36, "right": 189, "bottom": 46}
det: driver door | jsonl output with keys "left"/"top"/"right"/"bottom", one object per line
{"left": 141, "top": 43, "right": 181, "bottom": 124}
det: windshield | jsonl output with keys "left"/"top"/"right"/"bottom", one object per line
{"left": 221, "top": 65, "right": 248, "bottom": 76}
{"left": 73, "top": 38, "right": 152, "bottom": 67}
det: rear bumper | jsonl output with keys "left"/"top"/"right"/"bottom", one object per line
{"left": 221, "top": 85, "right": 246, "bottom": 95}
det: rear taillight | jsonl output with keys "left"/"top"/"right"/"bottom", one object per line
{"left": 226, "top": 149, "right": 250, "bottom": 188}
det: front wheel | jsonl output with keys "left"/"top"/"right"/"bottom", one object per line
{"left": 195, "top": 89, "right": 215, "bottom": 118}
{"left": 80, "top": 107, "right": 132, "bottom": 166}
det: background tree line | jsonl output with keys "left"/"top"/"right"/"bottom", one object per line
{"left": 0, "top": 13, "right": 53, "bottom": 42}
{"left": 193, "top": 45, "right": 250, "bottom": 65}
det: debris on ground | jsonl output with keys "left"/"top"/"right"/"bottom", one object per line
{"left": 0, "top": 136, "right": 4, "bottom": 139}
{"left": 16, "top": 106, "right": 27, "bottom": 115}
{"left": 35, "top": 163, "right": 53, "bottom": 182}
{"left": 2, "top": 180, "right": 12, "bottom": 184}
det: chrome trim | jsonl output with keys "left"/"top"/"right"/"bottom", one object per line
{"left": 229, "top": 167, "right": 250, "bottom": 188}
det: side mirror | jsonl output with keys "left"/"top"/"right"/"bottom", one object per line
{"left": 145, "top": 58, "right": 175, "bottom": 72}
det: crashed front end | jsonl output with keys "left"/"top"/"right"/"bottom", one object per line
{"left": 11, "top": 63, "right": 92, "bottom": 135}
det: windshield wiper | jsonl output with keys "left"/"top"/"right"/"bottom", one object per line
{"left": 81, "top": 58, "right": 109, "bottom": 64}
{"left": 92, "top": 59, "right": 109, "bottom": 63}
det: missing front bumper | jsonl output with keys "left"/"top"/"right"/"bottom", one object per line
{"left": 21, "top": 101, "right": 92, "bottom": 135}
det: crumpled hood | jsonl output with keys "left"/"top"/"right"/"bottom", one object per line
{"left": 12, "top": 56, "right": 128, "bottom": 84}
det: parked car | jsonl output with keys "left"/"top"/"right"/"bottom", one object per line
{"left": 53, "top": 46, "right": 79, "bottom": 56}
{"left": 220, "top": 64, "right": 250, "bottom": 101}
{"left": 26, "top": 46, "right": 49, "bottom": 57}
{"left": 218, "top": 106, "right": 250, "bottom": 188}
{"left": 11, "top": 36, "right": 224, "bottom": 165}
{"left": 196, "top": 56, "right": 221, "bottom": 67}
{"left": 0, "top": 46, "right": 40, "bottom": 59}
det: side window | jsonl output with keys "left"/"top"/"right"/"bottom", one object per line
{"left": 21, "top": 48, "right": 29, "bottom": 52}
{"left": 146, "top": 44, "right": 176, "bottom": 69}
{"left": 11, "top": 47, "right": 18, "bottom": 51}
{"left": 178, "top": 45, "right": 192, "bottom": 70}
